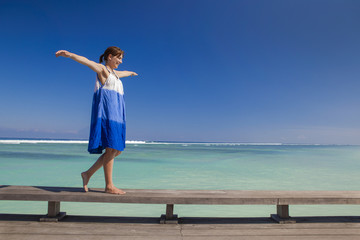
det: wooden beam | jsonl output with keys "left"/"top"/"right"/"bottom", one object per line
{"left": 39, "top": 201, "right": 66, "bottom": 222}
{"left": 160, "top": 204, "right": 178, "bottom": 224}
{"left": 271, "top": 205, "right": 296, "bottom": 224}
{"left": 48, "top": 201, "right": 60, "bottom": 217}
{"left": 166, "top": 204, "right": 174, "bottom": 219}
{"left": 277, "top": 205, "right": 289, "bottom": 219}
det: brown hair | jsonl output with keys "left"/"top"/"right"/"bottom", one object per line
{"left": 99, "top": 46, "right": 124, "bottom": 63}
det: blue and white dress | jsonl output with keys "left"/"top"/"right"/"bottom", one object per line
{"left": 88, "top": 67, "right": 126, "bottom": 154}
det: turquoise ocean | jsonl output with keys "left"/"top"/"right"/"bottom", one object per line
{"left": 1, "top": 139, "right": 360, "bottom": 218}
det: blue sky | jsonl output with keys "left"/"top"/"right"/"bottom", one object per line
{"left": 0, "top": 0, "right": 360, "bottom": 144}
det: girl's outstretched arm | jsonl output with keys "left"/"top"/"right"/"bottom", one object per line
{"left": 115, "top": 70, "right": 138, "bottom": 78}
{"left": 55, "top": 50, "right": 104, "bottom": 73}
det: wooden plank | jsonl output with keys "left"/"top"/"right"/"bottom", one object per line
{"left": 181, "top": 226, "right": 360, "bottom": 236}
{"left": 0, "top": 235, "right": 182, "bottom": 240}
{"left": 279, "top": 198, "right": 360, "bottom": 205}
{"left": 1, "top": 220, "right": 360, "bottom": 240}
{"left": 2, "top": 186, "right": 359, "bottom": 197}
{"left": 0, "top": 186, "right": 279, "bottom": 204}
{"left": 0, "top": 219, "right": 183, "bottom": 239}
{"left": 2, "top": 186, "right": 360, "bottom": 205}
{"left": 180, "top": 221, "right": 360, "bottom": 230}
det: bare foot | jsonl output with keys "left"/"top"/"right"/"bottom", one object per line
{"left": 105, "top": 186, "right": 126, "bottom": 195}
{"left": 81, "top": 172, "right": 89, "bottom": 192}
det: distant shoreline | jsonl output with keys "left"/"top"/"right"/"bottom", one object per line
{"left": 0, "top": 138, "right": 358, "bottom": 146}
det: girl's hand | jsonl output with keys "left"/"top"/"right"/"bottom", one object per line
{"left": 55, "top": 50, "right": 72, "bottom": 58}
{"left": 131, "top": 72, "right": 138, "bottom": 77}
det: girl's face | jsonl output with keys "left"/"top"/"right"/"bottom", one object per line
{"left": 108, "top": 54, "right": 123, "bottom": 69}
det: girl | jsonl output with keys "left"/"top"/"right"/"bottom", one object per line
{"left": 55, "top": 46, "right": 137, "bottom": 194}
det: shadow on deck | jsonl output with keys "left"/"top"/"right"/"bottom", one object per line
{"left": 1, "top": 214, "right": 360, "bottom": 224}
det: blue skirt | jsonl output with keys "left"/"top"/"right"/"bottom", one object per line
{"left": 88, "top": 87, "right": 126, "bottom": 154}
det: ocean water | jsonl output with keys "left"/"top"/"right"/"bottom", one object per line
{"left": 1, "top": 140, "right": 360, "bottom": 218}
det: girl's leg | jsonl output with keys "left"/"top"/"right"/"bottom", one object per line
{"left": 103, "top": 148, "right": 125, "bottom": 194}
{"left": 81, "top": 154, "right": 105, "bottom": 192}
{"left": 81, "top": 147, "right": 125, "bottom": 194}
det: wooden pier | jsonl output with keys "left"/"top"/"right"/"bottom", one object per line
{"left": 1, "top": 185, "right": 360, "bottom": 224}
{"left": 1, "top": 185, "right": 360, "bottom": 239}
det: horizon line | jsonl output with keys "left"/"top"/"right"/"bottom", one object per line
{"left": 0, "top": 138, "right": 359, "bottom": 146}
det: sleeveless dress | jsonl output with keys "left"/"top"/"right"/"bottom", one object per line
{"left": 88, "top": 67, "right": 126, "bottom": 154}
